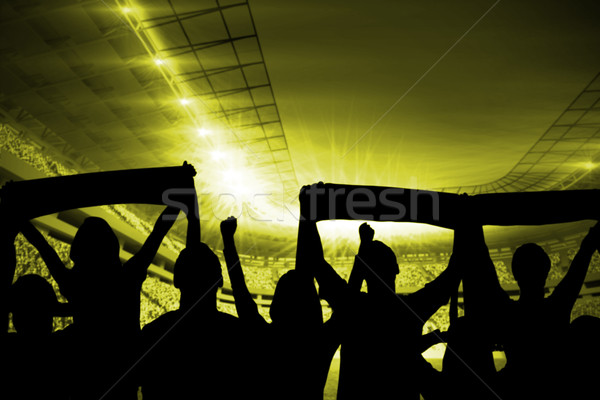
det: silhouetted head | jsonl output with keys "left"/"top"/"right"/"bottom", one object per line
{"left": 70, "top": 217, "right": 120, "bottom": 269}
{"left": 511, "top": 243, "right": 550, "bottom": 295}
{"left": 173, "top": 243, "right": 223, "bottom": 296}
{"left": 10, "top": 274, "right": 58, "bottom": 336}
{"left": 360, "top": 240, "right": 399, "bottom": 294}
{"left": 270, "top": 270, "right": 323, "bottom": 328}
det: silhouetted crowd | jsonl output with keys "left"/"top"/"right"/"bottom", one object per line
{"left": 2, "top": 178, "right": 599, "bottom": 400}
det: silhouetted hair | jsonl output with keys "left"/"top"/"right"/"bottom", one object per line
{"left": 511, "top": 243, "right": 551, "bottom": 284}
{"left": 70, "top": 217, "right": 120, "bottom": 265}
{"left": 270, "top": 270, "right": 323, "bottom": 327}
{"left": 173, "top": 243, "right": 223, "bottom": 290}
{"left": 10, "top": 274, "right": 59, "bottom": 335}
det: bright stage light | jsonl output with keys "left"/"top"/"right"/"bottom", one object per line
{"left": 121, "top": 7, "right": 132, "bottom": 13}
{"left": 317, "top": 220, "right": 450, "bottom": 240}
{"left": 222, "top": 169, "right": 239, "bottom": 181}
{"left": 197, "top": 128, "right": 211, "bottom": 136}
{"left": 208, "top": 165, "right": 272, "bottom": 204}
{"left": 211, "top": 150, "right": 224, "bottom": 161}
{"left": 154, "top": 58, "right": 165, "bottom": 66}
{"left": 222, "top": 169, "right": 252, "bottom": 195}
{"left": 179, "top": 98, "right": 191, "bottom": 105}
{"left": 584, "top": 161, "right": 595, "bottom": 170}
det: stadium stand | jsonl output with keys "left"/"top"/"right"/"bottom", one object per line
{"left": 4, "top": 124, "right": 600, "bottom": 340}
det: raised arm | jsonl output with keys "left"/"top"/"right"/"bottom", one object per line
{"left": 409, "top": 222, "right": 507, "bottom": 323}
{"left": 347, "top": 223, "right": 374, "bottom": 292}
{"left": 550, "top": 222, "right": 600, "bottom": 312}
{"left": 163, "top": 161, "right": 199, "bottom": 249}
{"left": 220, "top": 216, "right": 265, "bottom": 325}
{"left": 297, "top": 218, "right": 348, "bottom": 310}
{"left": 458, "top": 224, "right": 509, "bottom": 319}
{"left": 126, "top": 206, "right": 180, "bottom": 278}
{"left": 296, "top": 184, "right": 325, "bottom": 275}
{"left": 1, "top": 223, "right": 18, "bottom": 333}
{"left": 20, "top": 221, "right": 70, "bottom": 291}
{"left": 298, "top": 184, "right": 349, "bottom": 310}
{"left": 184, "top": 189, "right": 200, "bottom": 249}
{"left": 177, "top": 163, "right": 200, "bottom": 248}
{"left": 436, "top": 194, "right": 508, "bottom": 323}
{"left": 408, "top": 247, "right": 462, "bottom": 322}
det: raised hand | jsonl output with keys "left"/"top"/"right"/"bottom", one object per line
{"left": 359, "top": 222, "right": 375, "bottom": 243}
{"left": 182, "top": 160, "right": 197, "bottom": 178}
{"left": 299, "top": 184, "right": 313, "bottom": 221}
{"left": 299, "top": 182, "right": 324, "bottom": 221}
{"left": 220, "top": 216, "right": 237, "bottom": 240}
{"left": 158, "top": 205, "right": 181, "bottom": 226}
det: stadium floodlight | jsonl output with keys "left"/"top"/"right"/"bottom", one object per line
{"left": 222, "top": 169, "right": 241, "bottom": 184}
{"left": 222, "top": 169, "right": 252, "bottom": 196}
{"left": 211, "top": 150, "right": 224, "bottom": 161}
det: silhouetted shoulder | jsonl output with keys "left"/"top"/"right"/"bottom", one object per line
{"left": 141, "top": 310, "right": 179, "bottom": 337}
{"left": 217, "top": 310, "right": 239, "bottom": 321}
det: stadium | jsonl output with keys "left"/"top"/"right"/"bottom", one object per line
{"left": 1, "top": 1, "right": 600, "bottom": 399}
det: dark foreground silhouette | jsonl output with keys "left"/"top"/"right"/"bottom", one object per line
{"left": 1, "top": 171, "right": 599, "bottom": 400}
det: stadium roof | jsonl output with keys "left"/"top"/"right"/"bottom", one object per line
{"left": 1, "top": 0, "right": 599, "bottom": 255}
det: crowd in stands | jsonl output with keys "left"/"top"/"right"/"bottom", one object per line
{"left": 9, "top": 229, "right": 600, "bottom": 336}
{"left": 104, "top": 205, "right": 185, "bottom": 256}
{"left": 2, "top": 127, "right": 600, "bottom": 399}
{"left": 6, "top": 222, "right": 454, "bottom": 336}
{"left": 140, "top": 276, "right": 180, "bottom": 328}
{"left": 2, "top": 122, "right": 591, "bottom": 289}
{"left": 240, "top": 266, "right": 277, "bottom": 291}
{"left": 140, "top": 292, "right": 168, "bottom": 330}
{"left": 0, "top": 124, "right": 184, "bottom": 256}
{"left": 423, "top": 304, "right": 453, "bottom": 334}
{"left": 546, "top": 252, "right": 565, "bottom": 281}
{"left": 569, "top": 248, "right": 600, "bottom": 275}
{"left": 571, "top": 296, "right": 600, "bottom": 320}
{"left": 0, "top": 123, "right": 76, "bottom": 177}
{"left": 9, "top": 233, "right": 72, "bottom": 332}
{"left": 216, "top": 302, "right": 238, "bottom": 318}
{"left": 591, "top": 252, "right": 600, "bottom": 274}
{"left": 396, "top": 262, "right": 431, "bottom": 288}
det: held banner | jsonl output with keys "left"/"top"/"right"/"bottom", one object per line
{"left": 0, "top": 163, "right": 196, "bottom": 219}
{"left": 302, "top": 183, "right": 599, "bottom": 228}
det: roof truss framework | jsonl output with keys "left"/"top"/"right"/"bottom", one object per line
{"left": 118, "top": 0, "right": 299, "bottom": 198}
{"left": 0, "top": 0, "right": 298, "bottom": 197}
{"left": 1, "top": 0, "right": 598, "bottom": 206}
{"left": 441, "top": 72, "right": 600, "bottom": 194}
